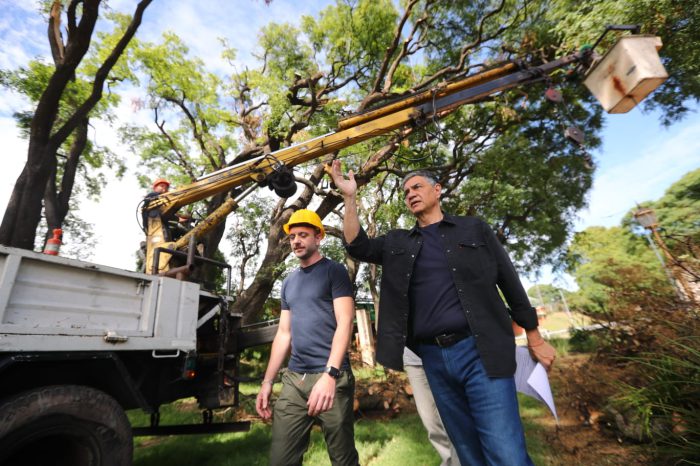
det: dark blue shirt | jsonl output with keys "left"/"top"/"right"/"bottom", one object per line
{"left": 281, "top": 257, "right": 353, "bottom": 372}
{"left": 409, "top": 222, "right": 470, "bottom": 340}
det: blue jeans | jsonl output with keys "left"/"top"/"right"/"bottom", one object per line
{"left": 417, "top": 337, "right": 533, "bottom": 466}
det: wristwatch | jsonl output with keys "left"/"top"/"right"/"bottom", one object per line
{"left": 324, "top": 366, "right": 340, "bottom": 379}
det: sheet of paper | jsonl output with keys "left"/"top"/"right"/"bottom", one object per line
{"left": 514, "top": 346, "right": 558, "bottom": 423}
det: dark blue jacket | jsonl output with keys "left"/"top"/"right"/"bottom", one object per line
{"left": 345, "top": 213, "right": 538, "bottom": 377}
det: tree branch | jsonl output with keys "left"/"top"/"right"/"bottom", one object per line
{"left": 383, "top": 2, "right": 432, "bottom": 93}
{"left": 30, "top": 0, "right": 100, "bottom": 150}
{"left": 50, "top": 0, "right": 153, "bottom": 149}
{"left": 153, "top": 107, "right": 198, "bottom": 180}
{"left": 66, "top": 0, "right": 80, "bottom": 40}
{"left": 48, "top": 0, "right": 65, "bottom": 65}
{"left": 52, "top": 117, "right": 89, "bottom": 226}
{"left": 371, "top": 0, "right": 420, "bottom": 94}
{"left": 417, "top": 0, "right": 508, "bottom": 89}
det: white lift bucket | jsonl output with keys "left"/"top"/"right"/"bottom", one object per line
{"left": 584, "top": 35, "right": 668, "bottom": 113}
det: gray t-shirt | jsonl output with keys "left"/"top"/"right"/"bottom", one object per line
{"left": 281, "top": 257, "right": 353, "bottom": 372}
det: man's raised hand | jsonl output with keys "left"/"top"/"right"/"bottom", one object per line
{"left": 329, "top": 160, "right": 357, "bottom": 198}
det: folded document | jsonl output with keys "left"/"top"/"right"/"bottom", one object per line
{"left": 514, "top": 346, "right": 558, "bottom": 423}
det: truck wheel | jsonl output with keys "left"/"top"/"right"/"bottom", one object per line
{"left": 0, "top": 385, "right": 132, "bottom": 466}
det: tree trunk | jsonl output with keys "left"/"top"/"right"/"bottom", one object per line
{"left": 0, "top": 141, "right": 59, "bottom": 249}
{"left": 43, "top": 117, "right": 89, "bottom": 245}
{"left": 0, "top": 0, "right": 152, "bottom": 249}
{"left": 236, "top": 225, "right": 290, "bottom": 325}
{"left": 0, "top": 0, "right": 101, "bottom": 249}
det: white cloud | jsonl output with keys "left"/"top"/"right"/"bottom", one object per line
{"left": 0, "top": 117, "right": 29, "bottom": 209}
{"left": 0, "top": 2, "right": 47, "bottom": 68}
{"left": 576, "top": 116, "right": 700, "bottom": 230}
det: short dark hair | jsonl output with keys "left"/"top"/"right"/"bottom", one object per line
{"left": 401, "top": 170, "right": 438, "bottom": 187}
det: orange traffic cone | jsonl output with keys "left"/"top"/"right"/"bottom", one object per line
{"left": 43, "top": 229, "right": 62, "bottom": 256}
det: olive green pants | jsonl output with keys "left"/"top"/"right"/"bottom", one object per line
{"left": 269, "top": 370, "right": 359, "bottom": 466}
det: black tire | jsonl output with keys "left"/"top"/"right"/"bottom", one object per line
{"left": 0, "top": 385, "right": 133, "bottom": 466}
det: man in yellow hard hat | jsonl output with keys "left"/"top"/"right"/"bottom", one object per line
{"left": 256, "top": 209, "right": 359, "bottom": 466}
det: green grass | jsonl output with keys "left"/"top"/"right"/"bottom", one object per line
{"left": 129, "top": 375, "right": 443, "bottom": 465}
{"left": 133, "top": 424, "right": 272, "bottom": 466}
{"left": 519, "top": 394, "right": 558, "bottom": 466}
{"left": 537, "top": 311, "right": 592, "bottom": 337}
{"left": 130, "top": 343, "right": 562, "bottom": 464}
{"left": 304, "top": 414, "right": 441, "bottom": 466}
{"left": 130, "top": 412, "right": 442, "bottom": 466}
{"left": 548, "top": 337, "right": 570, "bottom": 356}
{"left": 352, "top": 364, "right": 390, "bottom": 381}
{"left": 130, "top": 392, "right": 556, "bottom": 465}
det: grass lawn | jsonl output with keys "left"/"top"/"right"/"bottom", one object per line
{"left": 131, "top": 410, "right": 441, "bottom": 465}
{"left": 130, "top": 383, "right": 556, "bottom": 465}
{"left": 539, "top": 311, "right": 592, "bottom": 335}
{"left": 519, "top": 393, "right": 558, "bottom": 466}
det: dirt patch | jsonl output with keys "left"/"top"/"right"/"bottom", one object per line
{"left": 348, "top": 352, "right": 653, "bottom": 464}
{"left": 353, "top": 370, "right": 415, "bottom": 416}
{"left": 533, "top": 353, "right": 651, "bottom": 465}
{"left": 235, "top": 352, "right": 655, "bottom": 464}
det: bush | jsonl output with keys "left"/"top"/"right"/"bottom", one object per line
{"left": 239, "top": 345, "right": 273, "bottom": 379}
{"left": 568, "top": 328, "right": 601, "bottom": 353}
{"left": 612, "top": 334, "right": 700, "bottom": 464}
{"left": 547, "top": 337, "right": 570, "bottom": 356}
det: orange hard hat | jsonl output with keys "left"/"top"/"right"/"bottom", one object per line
{"left": 283, "top": 209, "right": 325, "bottom": 238}
{"left": 152, "top": 178, "right": 170, "bottom": 190}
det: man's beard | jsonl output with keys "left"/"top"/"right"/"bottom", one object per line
{"left": 294, "top": 247, "right": 315, "bottom": 261}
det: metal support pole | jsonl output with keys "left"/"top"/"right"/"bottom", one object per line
{"left": 557, "top": 289, "right": 575, "bottom": 327}
{"left": 650, "top": 227, "right": 695, "bottom": 302}
{"left": 644, "top": 232, "right": 676, "bottom": 289}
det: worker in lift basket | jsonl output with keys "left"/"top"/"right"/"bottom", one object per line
{"left": 141, "top": 178, "right": 171, "bottom": 231}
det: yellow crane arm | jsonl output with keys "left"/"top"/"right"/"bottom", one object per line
{"left": 143, "top": 57, "right": 582, "bottom": 274}
{"left": 144, "top": 32, "right": 668, "bottom": 274}
{"left": 146, "top": 61, "right": 523, "bottom": 218}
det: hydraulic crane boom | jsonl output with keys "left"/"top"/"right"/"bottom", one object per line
{"left": 143, "top": 32, "right": 667, "bottom": 275}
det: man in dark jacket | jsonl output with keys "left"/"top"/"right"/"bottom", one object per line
{"left": 329, "top": 160, "right": 555, "bottom": 466}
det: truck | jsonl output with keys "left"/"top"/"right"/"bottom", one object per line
{"left": 0, "top": 29, "right": 666, "bottom": 466}
{"left": 0, "top": 245, "right": 278, "bottom": 465}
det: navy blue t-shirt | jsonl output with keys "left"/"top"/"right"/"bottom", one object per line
{"left": 281, "top": 257, "right": 353, "bottom": 372}
{"left": 409, "top": 222, "right": 470, "bottom": 340}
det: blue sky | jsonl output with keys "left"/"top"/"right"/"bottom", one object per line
{"left": 1, "top": 0, "right": 698, "bottom": 290}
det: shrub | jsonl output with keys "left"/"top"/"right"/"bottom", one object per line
{"left": 568, "top": 328, "right": 600, "bottom": 353}
{"left": 611, "top": 334, "right": 700, "bottom": 464}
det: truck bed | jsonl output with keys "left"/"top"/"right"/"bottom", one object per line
{"left": 0, "top": 245, "right": 200, "bottom": 353}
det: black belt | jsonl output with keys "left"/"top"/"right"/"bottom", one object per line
{"left": 416, "top": 330, "right": 471, "bottom": 348}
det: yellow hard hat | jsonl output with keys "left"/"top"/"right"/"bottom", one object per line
{"left": 283, "top": 209, "right": 325, "bottom": 238}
